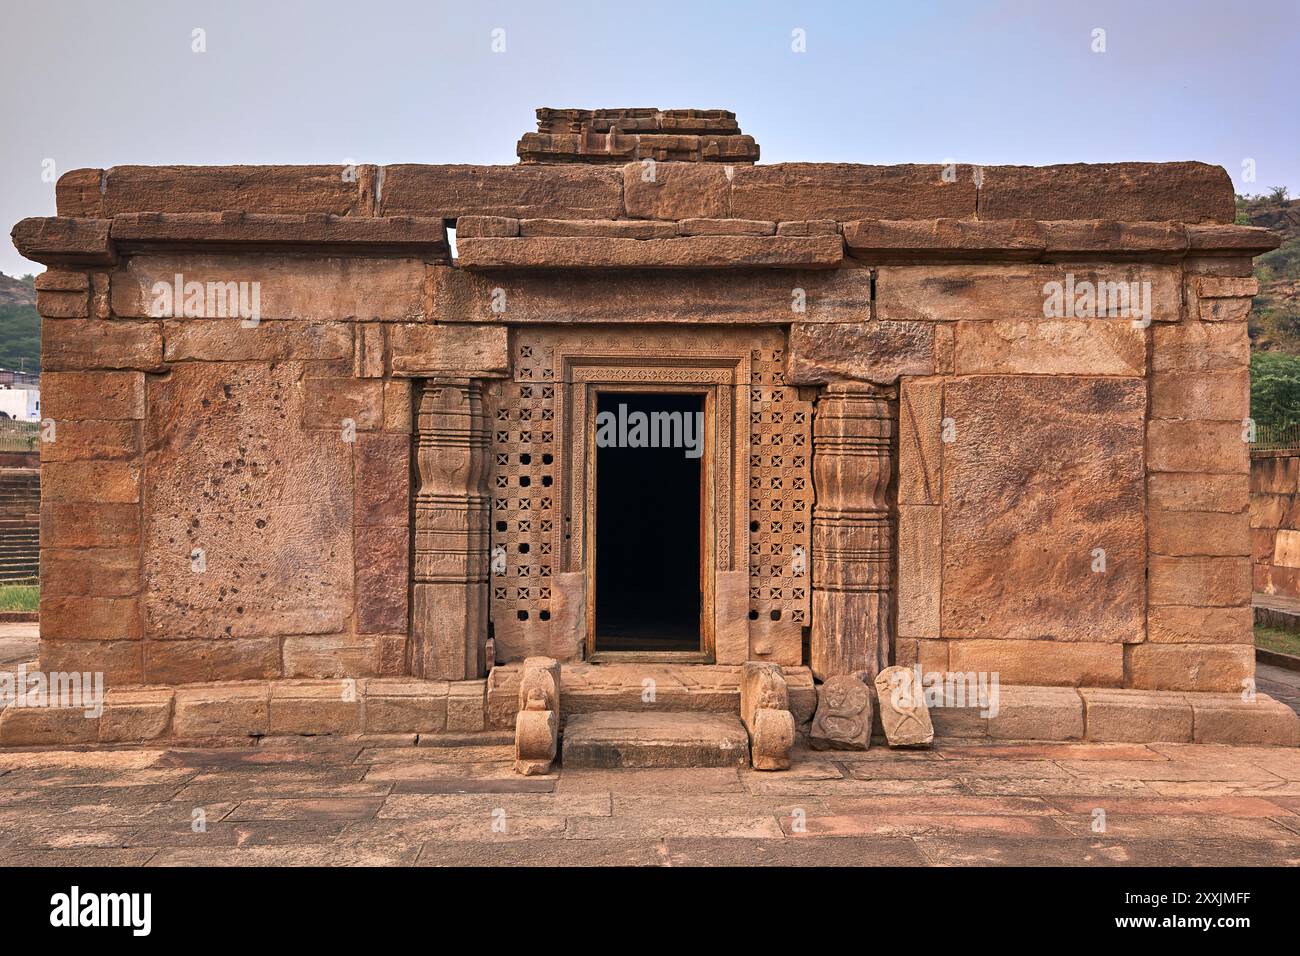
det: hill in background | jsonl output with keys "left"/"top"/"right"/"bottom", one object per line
{"left": 1241, "top": 192, "right": 1300, "bottom": 354}
{"left": 0, "top": 274, "right": 37, "bottom": 374}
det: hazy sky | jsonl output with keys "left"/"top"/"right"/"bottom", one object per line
{"left": 2, "top": 0, "right": 1297, "bottom": 276}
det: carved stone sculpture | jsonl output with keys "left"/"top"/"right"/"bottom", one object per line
{"left": 873, "top": 664, "right": 934, "bottom": 748}
{"left": 810, "top": 674, "right": 872, "bottom": 750}
{"left": 740, "top": 661, "right": 794, "bottom": 771}
{"left": 514, "top": 656, "right": 561, "bottom": 775}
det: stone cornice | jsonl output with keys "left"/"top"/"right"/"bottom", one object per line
{"left": 13, "top": 213, "right": 1278, "bottom": 271}
{"left": 13, "top": 213, "right": 450, "bottom": 267}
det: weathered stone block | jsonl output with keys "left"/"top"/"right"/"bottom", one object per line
{"left": 39, "top": 595, "right": 141, "bottom": 641}
{"left": 731, "top": 164, "right": 977, "bottom": 221}
{"left": 268, "top": 681, "right": 362, "bottom": 734}
{"left": 1079, "top": 688, "right": 1193, "bottom": 742}
{"left": 1126, "top": 643, "right": 1253, "bottom": 692}
{"left": 37, "top": 289, "right": 89, "bottom": 318}
{"left": 430, "top": 262, "right": 870, "bottom": 325}
{"left": 39, "top": 641, "right": 142, "bottom": 686}
{"left": 382, "top": 164, "right": 623, "bottom": 219}
{"left": 42, "top": 319, "right": 163, "bottom": 371}
{"left": 520, "top": 218, "right": 677, "bottom": 239}
{"left": 41, "top": 460, "right": 140, "bottom": 503}
{"left": 388, "top": 324, "right": 509, "bottom": 377}
{"left": 144, "top": 640, "right": 281, "bottom": 684}
{"left": 941, "top": 376, "right": 1145, "bottom": 643}
{"left": 0, "top": 706, "right": 99, "bottom": 746}
{"left": 1148, "top": 556, "right": 1251, "bottom": 607}
{"left": 41, "top": 502, "right": 139, "bottom": 549}
{"left": 947, "top": 640, "right": 1124, "bottom": 687}
{"left": 112, "top": 255, "right": 427, "bottom": 322}
{"left": 876, "top": 264, "right": 1181, "bottom": 324}
{"left": 355, "top": 525, "right": 409, "bottom": 635}
{"left": 1149, "top": 473, "right": 1248, "bottom": 513}
{"left": 40, "top": 548, "right": 140, "bottom": 598}
{"left": 1149, "top": 510, "right": 1250, "bottom": 556}
{"left": 282, "top": 635, "right": 382, "bottom": 678}
{"left": 953, "top": 319, "right": 1145, "bottom": 376}
{"left": 897, "top": 505, "right": 941, "bottom": 639}
{"left": 456, "top": 215, "right": 519, "bottom": 237}
{"left": 1150, "top": 370, "right": 1248, "bottom": 420}
{"left": 91, "top": 165, "right": 376, "bottom": 216}
{"left": 897, "top": 378, "right": 942, "bottom": 506}
{"left": 303, "top": 377, "right": 384, "bottom": 431}
{"left": 365, "top": 689, "right": 447, "bottom": 734}
{"left": 42, "top": 371, "right": 144, "bottom": 420}
{"left": 1188, "top": 693, "right": 1300, "bottom": 745}
{"left": 787, "top": 321, "right": 933, "bottom": 385}
{"left": 622, "top": 162, "right": 728, "bottom": 219}
{"left": 977, "top": 162, "right": 1234, "bottom": 223}
{"left": 986, "top": 686, "right": 1084, "bottom": 741}
{"left": 1147, "top": 605, "right": 1252, "bottom": 644}
{"left": 163, "top": 320, "right": 353, "bottom": 362}
{"left": 172, "top": 683, "right": 270, "bottom": 737}
{"left": 39, "top": 420, "right": 139, "bottom": 463}
{"left": 678, "top": 218, "right": 775, "bottom": 236}
{"left": 455, "top": 235, "right": 842, "bottom": 270}
{"left": 143, "top": 362, "right": 352, "bottom": 646}
{"left": 1152, "top": 321, "right": 1248, "bottom": 372}
{"left": 447, "top": 680, "right": 487, "bottom": 732}
{"left": 99, "top": 689, "right": 174, "bottom": 742}
{"left": 1147, "top": 421, "right": 1248, "bottom": 474}
{"left": 355, "top": 432, "right": 410, "bottom": 527}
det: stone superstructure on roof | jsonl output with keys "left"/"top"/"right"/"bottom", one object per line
{"left": 518, "top": 107, "right": 758, "bottom": 164}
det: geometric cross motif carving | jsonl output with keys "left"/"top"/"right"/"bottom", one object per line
{"left": 748, "top": 346, "right": 813, "bottom": 630}
{"left": 486, "top": 360, "right": 557, "bottom": 645}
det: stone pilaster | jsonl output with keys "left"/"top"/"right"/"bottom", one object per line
{"left": 810, "top": 383, "right": 895, "bottom": 681}
{"left": 410, "top": 379, "right": 490, "bottom": 680}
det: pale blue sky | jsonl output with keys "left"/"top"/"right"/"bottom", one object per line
{"left": 2, "top": 0, "right": 1297, "bottom": 276}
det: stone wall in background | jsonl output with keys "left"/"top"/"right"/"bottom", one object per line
{"left": 1252, "top": 450, "right": 1300, "bottom": 600}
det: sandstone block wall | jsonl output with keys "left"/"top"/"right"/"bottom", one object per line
{"left": 13, "top": 149, "right": 1275, "bottom": 696}
{"left": 1251, "top": 450, "right": 1300, "bottom": 600}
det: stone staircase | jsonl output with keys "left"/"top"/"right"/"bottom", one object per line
{"left": 0, "top": 468, "right": 39, "bottom": 582}
{"left": 488, "top": 661, "right": 815, "bottom": 770}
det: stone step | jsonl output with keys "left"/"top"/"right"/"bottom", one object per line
{"left": 486, "top": 661, "right": 816, "bottom": 729}
{"left": 561, "top": 711, "right": 750, "bottom": 769}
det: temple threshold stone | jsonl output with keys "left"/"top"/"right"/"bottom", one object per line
{"left": 561, "top": 712, "right": 750, "bottom": 769}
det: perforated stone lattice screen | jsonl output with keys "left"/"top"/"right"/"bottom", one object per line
{"left": 748, "top": 347, "right": 813, "bottom": 628}
{"left": 485, "top": 328, "right": 813, "bottom": 660}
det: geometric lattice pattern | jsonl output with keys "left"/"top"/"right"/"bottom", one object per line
{"left": 489, "top": 357, "right": 556, "bottom": 625}
{"left": 747, "top": 346, "right": 812, "bottom": 627}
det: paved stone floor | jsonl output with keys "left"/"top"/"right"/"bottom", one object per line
{"left": 1, "top": 736, "right": 1299, "bottom": 866}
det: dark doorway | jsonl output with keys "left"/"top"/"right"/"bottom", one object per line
{"left": 594, "top": 391, "right": 704, "bottom": 653}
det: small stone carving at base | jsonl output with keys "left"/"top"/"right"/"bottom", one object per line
{"left": 740, "top": 661, "right": 794, "bottom": 771}
{"left": 514, "top": 656, "right": 561, "bottom": 775}
{"left": 873, "top": 664, "right": 934, "bottom": 748}
{"left": 810, "top": 674, "right": 872, "bottom": 750}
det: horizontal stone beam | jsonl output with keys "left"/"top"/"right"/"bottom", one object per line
{"left": 110, "top": 212, "right": 449, "bottom": 256}
{"left": 52, "top": 161, "right": 1239, "bottom": 225}
{"left": 455, "top": 235, "right": 844, "bottom": 270}
{"left": 843, "top": 219, "right": 1280, "bottom": 260}
{"left": 11, "top": 217, "right": 114, "bottom": 267}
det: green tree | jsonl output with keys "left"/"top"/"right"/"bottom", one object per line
{"left": 1251, "top": 351, "right": 1300, "bottom": 431}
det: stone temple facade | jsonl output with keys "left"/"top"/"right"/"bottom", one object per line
{"left": 8, "top": 108, "right": 1298, "bottom": 760}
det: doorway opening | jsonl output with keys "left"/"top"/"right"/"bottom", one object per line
{"left": 592, "top": 391, "right": 706, "bottom": 655}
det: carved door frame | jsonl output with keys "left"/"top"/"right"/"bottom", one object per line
{"left": 580, "top": 380, "right": 719, "bottom": 663}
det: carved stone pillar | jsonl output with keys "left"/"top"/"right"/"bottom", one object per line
{"left": 810, "top": 383, "right": 895, "bottom": 681}
{"left": 410, "top": 379, "right": 490, "bottom": 680}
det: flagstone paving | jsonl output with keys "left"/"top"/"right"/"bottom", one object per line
{"left": 0, "top": 736, "right": 1298, "bottom": 866}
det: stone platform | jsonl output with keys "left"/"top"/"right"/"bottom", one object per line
{"left": 561, "top": 712, "right": 751, "bottom": 769}
{"left": 2, "top": 736, "right": 1300, "bottom": 866}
